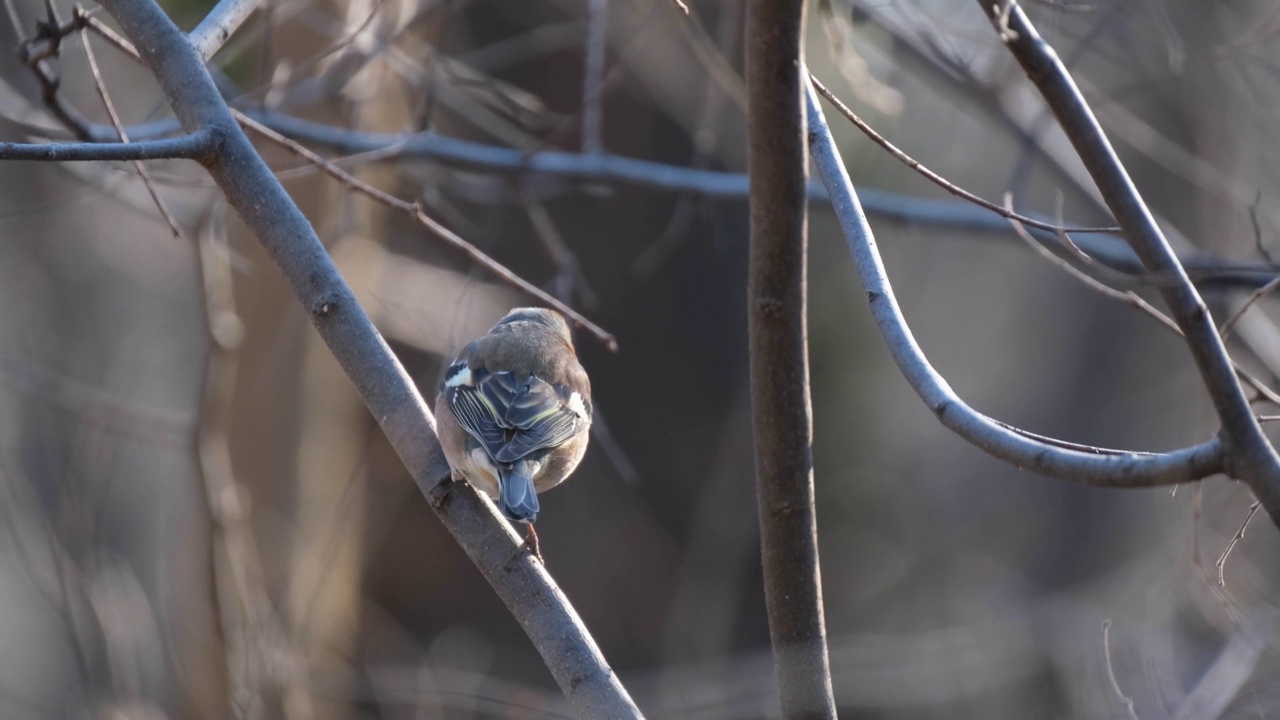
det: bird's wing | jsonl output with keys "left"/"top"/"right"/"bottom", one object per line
{"left": 447, "top": 371, "right": 586, "bottom": 464}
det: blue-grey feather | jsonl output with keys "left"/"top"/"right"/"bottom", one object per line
{"left": 499, "top": 459, "right": 540, "bottom": 522}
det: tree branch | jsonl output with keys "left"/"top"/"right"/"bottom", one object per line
{"left": 746, "top": 1, "right": 838, "bottom": 718}
{"left": 90, "top": 0, "right": 642, "bottom": 716}
{"left": 0, "top": 131, "right": 215, "bottom": 161}
{"left": 232, "top": 112, "right": 618, "bottom": 350}
{"left": 34, "top": 103, "right": 1273, "bottom": 290}
{"left": 240, "top": 111, "right": 1279, "bottom": 288}
{"left": 808, "top": 73, "right": 1118, "bottom": 235}
{"left": 806, "top": 78, "right": 1226, "bottom": 487}
{"left": 973, "top": 1, "right": 1280, "bottom": 525}
{"left": 189, "top": 0, "right": 263, "bottom": 62}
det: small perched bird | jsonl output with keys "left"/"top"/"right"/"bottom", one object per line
{"left": 435, "top": 307, "right": 593, "bottom": 557}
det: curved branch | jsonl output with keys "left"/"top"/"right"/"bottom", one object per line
{"left": 973, "top": 1, "right": 1280, "bottom": 523}
{"left": 91, "top": 0, "right": 642, "bottom": 717}
{"left": 806, "top": 79, "right": 1225, "bottom": 487}
{"left": 808, "top": 73, "right": 1118, "bottom": 235}
{"left": 746, "top": 1, "right": 838, "bottom": 718}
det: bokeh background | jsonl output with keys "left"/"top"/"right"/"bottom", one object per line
{"left": 1, "top": 0, "right": 1279, "bottom": 717}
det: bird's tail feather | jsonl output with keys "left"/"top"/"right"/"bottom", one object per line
{"left": 499, "top": 459, "right": 540, "bottom": 522}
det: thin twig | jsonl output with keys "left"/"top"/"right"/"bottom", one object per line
{"left": 975, "top": 0, "right": 1280, "bottom": 526}
{"left": 1004, "top": 194, "right": 1177, "bottom": 332}
{"left": 1188, "top": 480, "right": 1248, "bottom": 627}
{"left": 1004, "top": 197, "right": 1280, "bottom": 409}
{"left": 1215, "top": 501, "right": 1262, "bottom": 587}
{"left": 80, "top": 19, "right": 183, "bottom": 238}
{"left": 1248, "top": 190, "right": 1275, "bottom": 266}
{"left": 1101, "top": 620, "right": 1139, "bottom": 720}
{"left": 18, "top": 9, "right": 95, "bottom": 139}
{"left": 1219, "top": 275, "right": 1280, "bottom": 340}
{"left": 810, "top": 73, "right": 1118, "bottom": 235}
{"left": 1049, "top": 194, "right": 1191, "bottom": 291}
{"left": 88, "top": 6, "right": 620, "bottom": 347}
{"left": 1053, "top": 193, "right": 1095, "bottom": 263}
{"left": 233, "top": 111, "right": 618, "bottom": 350}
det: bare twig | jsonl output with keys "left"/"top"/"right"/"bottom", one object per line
{"left": 1215, "top": 501, "right": 1262, "bottom": 587}
{"left": 1004, "top": 198, "right": 1177, "bottom": 333}
{"left": 1248, "top": 190, "right": 1275, "bottom": 265}
{"left": 232, "top": 112, "right": 618, "bottom": 350}
{"left": 1219, "top": 276, "right": 1280, "bottom": 341}
{"left": 974, "top": 0, "right": 1280, "bottom": 525}
{"left": 746, "top": 3, "right": 838, "bottom": 718}
{"left": 18, "top": 9, "right": 95, "bottom": 139}
{"left": 1004, "top": 198, "right": 1280, "bottom": 408}
{"left": 1101, "top": 620, "right": 1139, "bottom": 720}
{"left": 216, "top": 111, "right": 1275, "bottom": 287}
{"left": 810, "top": 73, "right": 1118, "bottom": 235}
{"left": 807, "top": 75, "right": 1225, "bottom": 486}
{"left": 80, "top": 21, "right": 183, "bottom": 238}
{"left": 91, "top": 0, "right": 642, "bottom": 716}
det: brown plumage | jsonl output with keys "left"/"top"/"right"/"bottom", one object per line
{"left": 435, "top": 308, "right": 592, "bottom": 532}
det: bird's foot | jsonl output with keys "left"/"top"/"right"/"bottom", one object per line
{"left": 506, "top": 523, "right": 543, "bottom": 566}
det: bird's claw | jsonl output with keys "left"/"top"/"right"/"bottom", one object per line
{"left": 506, "top": 523, "right": 543, "bottom": 567}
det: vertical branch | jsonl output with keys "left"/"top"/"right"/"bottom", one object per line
{"left": 745, "top": 1, "right": 837, "bottom": 718}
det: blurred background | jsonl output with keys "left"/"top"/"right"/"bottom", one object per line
{"left": 1, "top": 0, "right": 1280, "bottom": 717}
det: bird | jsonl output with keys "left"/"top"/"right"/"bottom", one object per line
{"left": 435, "top": 307, "right": 593, "bottom": 559}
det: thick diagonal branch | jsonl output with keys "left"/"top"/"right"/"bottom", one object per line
{"left": 90, "top": 0, "right": 641, "bottom": 717}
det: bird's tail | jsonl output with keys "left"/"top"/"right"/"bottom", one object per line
{"left": 499, "top": 459, "right": 540, "bottom": 522}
